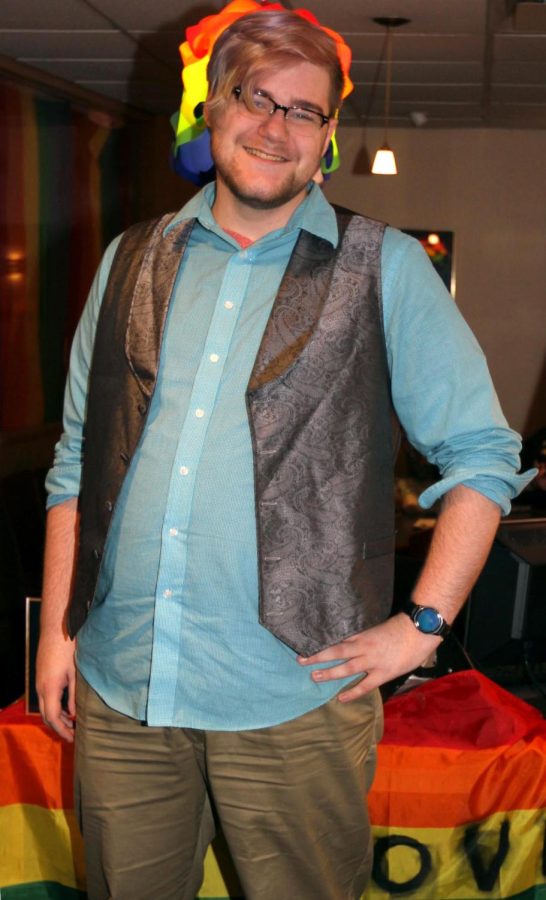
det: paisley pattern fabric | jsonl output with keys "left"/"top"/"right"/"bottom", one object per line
{"left": 70, "top": 214, "right": 194, "bottom": 634}
{"left": 70, "top": 209, "right": 396, "bottom": 655}
{"left": 247, "top": 213, "right": 396, "bottom": 653}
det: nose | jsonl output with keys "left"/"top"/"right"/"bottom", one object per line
{"left": 257, "top": 108, "right": 290, "bottom": 140}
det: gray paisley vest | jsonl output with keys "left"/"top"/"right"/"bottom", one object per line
{"left": 69, "top": 207, "right": 399, "bottom": 655}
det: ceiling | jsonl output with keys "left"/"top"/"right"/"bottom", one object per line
{"left": 1, "top": 0, "right": 546, "bottom": 129}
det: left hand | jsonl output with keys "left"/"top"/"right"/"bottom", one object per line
{"left": 297, "top": 614, "right": 442, "bottom": 702}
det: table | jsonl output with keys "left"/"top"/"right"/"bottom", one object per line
{"left": 1, "top": 671, "right": 545, "bottom": 899}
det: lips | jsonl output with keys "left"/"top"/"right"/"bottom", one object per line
{"left": 244, "top": 146, "right": 288, "bottom": 162}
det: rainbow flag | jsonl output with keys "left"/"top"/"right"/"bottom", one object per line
{"left": 0, "top": 700, "right": 85, "bottom": 898}
{"left": 367, "top": 671, "right": 546, "bottom": 900}
{"left": 0, "top": 700, "right": 237, "bottom": 898}
{"left": 0, "top": 80, "right": 131, "bottom": 431}
{"left": 1, "top": 672, "right": 545, "bottom": 898}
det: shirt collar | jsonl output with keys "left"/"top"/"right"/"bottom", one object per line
{"left": 164, "top": 181, "right": 339, "bottom": 249}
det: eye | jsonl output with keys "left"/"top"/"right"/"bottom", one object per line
{"left": 252, "top": 91, "right": 271, "bottom": 112}
{"left": 288, "top": 108, "right": 317, "bottom": 123}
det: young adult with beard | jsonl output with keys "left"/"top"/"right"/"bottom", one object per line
{"left": 36, "top": 8, "right": 530, "bottom": 899}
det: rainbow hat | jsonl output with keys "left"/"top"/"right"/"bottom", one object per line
{"left": 170, "top": 0, "right": 353, "bottom": 185}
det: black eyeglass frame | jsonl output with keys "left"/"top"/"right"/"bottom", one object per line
{"left": 232, "top": 86, "right": 330, "bottom": 128}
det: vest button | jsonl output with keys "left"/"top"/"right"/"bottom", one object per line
{"left": 120, "top": 451, "right": 129, "bottom": 463}
{"left": 92, "top": 548, "right": 101, "bottom": 560}
{"left": 104, "top": 500, "right": 113, "bottom": 512}
{"left": 138, "top": 402, "right": 147, "bottom": 416}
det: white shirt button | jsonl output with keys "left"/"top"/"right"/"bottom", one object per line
{"left": 163, "top": 589, "right": 173, "bottom": 598}
{"left": 224, "top": 300, "right": 234, "bottom": 310}
{"left": 195, "top": 408, "right": 205, "bottom": 418}
{"left": 209, "top": 353, "right": 219, "bottom": 363}
{"left": 179, "top": 465, "right": 189, "bottom": 476}
{"left": 169, "top": 527, "right": 178, "bottom": 537}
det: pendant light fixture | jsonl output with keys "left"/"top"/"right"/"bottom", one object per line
{"left": 371, "top": 16, "right": 410, "bottom": 175}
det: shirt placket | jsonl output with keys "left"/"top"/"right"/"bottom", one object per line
{"left": 146, "top": 248, "right": 253, "bottom": 722}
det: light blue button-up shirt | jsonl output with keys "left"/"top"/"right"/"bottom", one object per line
{"left": 46, "top": 183, "right": 530, "bottom": 729}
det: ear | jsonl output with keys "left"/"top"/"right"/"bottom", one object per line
{"left": 203, "top": 97, "right": 212, "bottom": 127}
{"left": 321, "top": 119, "right": 337, "bottom": 158}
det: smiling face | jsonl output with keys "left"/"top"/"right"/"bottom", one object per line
{"left": 205, "top": 62, "right": 336, "bottom": 235}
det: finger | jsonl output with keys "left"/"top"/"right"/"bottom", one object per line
{"left": 49, "top": 715, "right": 75, "bottom": 742}
{"left": 338, "top": 675, "right": 377, "bottom": 703}
{"left": 41, "top": 692, "right": 75, "bottom": 742}
{"left": 297, "top": 644, "right": 349, "bottom": 665}
{"left": 67, "top": 671, "right": 77, "bottom": 718}
{"left": 310, "top": 661, "right": 368, "bottom": 682}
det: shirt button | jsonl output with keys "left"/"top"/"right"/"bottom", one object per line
{"left": 169, "top": 527, "right": 178, "bottom": 537}
{"left": 179, "top": 465, "right": 189, "bottom": 476}
{"left": 224, "top": 300, "right": 234, "bottom": 310}
{"left": 209, "top": 353, "right": 219, "bottom": 363}
{"left": 195, "top": 408, "right": 205, "bottom": 418}
{"left": 163, "top": 589, "right": 173, "bottom": 598}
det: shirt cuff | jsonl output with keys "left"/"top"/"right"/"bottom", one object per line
{"left": 46, "top": 492, "right": 79, "bottom": 510}
{"left": 419, "top": 468, "right": 538, "bottom": 517}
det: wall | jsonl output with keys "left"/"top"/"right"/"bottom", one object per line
{"left": 0, "top": 77, "right": 133, "bottom": 436}
{"left": 130, "top": 114, "right": 197, "bottom": 222}
{"left": 325, "top": 126, "right": 546, "bottom": 437}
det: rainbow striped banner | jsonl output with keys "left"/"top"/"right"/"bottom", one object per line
{"left": 0, "top": 80, "right": 130, "bottom": 431}
{"left": 1, "top": 672, "right": 545, "bottom": 898}
{"left": 367, "top": 672, "right": 546, "bottom": 900}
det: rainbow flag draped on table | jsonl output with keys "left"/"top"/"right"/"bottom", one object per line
{"left": 367, "top": 671, "right": 546, "bottom": 899}
{"left": 1, "top": 671, "right": 545, "bottom": 899}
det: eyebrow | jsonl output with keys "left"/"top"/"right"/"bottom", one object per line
{"left": 256, "top": 88, "right": 327, "bottom": 115}
{"left": 290, "top": 98, "right": 326, "bottom": 113}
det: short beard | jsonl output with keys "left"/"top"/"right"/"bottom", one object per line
{"left": 216, "top": 165, "right": 309, "bottom": 210}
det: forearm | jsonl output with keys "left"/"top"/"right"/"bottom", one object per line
{"left": 299, "top": 484, "right": 501, "bottom": 700}
{"left": 37, "top": 497, "right": 80, "bottom": 740}
{"left": 412, "top": 483, "right": 501, "bottom": 625}
{"left": 40, "top": 497, "right": 80, "bottom": 636}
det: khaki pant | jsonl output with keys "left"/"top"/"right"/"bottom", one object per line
{"left": 75, "top": 674, "right": 382, "bottom": 900}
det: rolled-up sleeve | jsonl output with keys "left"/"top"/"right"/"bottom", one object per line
{"left": 45, "top": 235, "right": 122, "bottom": 508}
{"left": 382, "top": 227, "right": 534, "bottom": 515}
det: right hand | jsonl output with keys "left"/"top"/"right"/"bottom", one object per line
{"left": 36, "top": 632, "right": 77, "bottom": 742}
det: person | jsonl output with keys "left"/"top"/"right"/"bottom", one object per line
{"left": 36, "top": 7, "right": 532, "bottom": 899}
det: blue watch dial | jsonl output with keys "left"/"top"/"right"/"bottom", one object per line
{"left": 416, "top": 607, "right": 442, "bottom": 633}
{"left": 402, "top": 600, "right": 450, "bottom": 637}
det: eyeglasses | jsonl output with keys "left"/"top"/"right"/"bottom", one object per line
{"left": 232, "top": 87, "right": 330, "bottom": 131}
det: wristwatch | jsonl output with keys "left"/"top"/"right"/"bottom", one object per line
{"left": 400, "top": 600, "right": 451, "bottom": 638}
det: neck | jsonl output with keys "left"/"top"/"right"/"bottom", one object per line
{"left": 211, "top": 179, "right": 307, "bottom": 241}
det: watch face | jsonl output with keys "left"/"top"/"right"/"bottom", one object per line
{"left": 415, "top": 607, "right": 442, "bottom": 633}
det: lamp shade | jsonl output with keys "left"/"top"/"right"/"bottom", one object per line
{"left": 371, "top": 145, "right": 397, "bottom": 175}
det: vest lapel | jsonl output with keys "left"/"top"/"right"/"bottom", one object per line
{"left": 248, "top": 216, "right": 350, "bottom": 393}
{"left": 125, "top": 215, "right": 194, "bottom": 397}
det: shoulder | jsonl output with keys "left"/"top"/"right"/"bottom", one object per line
{"left": 330, "top": 206, "right": 424, "bottom": 260}
{"left": 330, "top": 204, "right": 389, "bottom": 255}
{"left": 331, "top": 202, "right": 386, "bottom": 231}
{"left": 115, "top": 212, "right": 179, "bottom": 253}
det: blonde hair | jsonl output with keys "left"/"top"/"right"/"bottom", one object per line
{"left": 206, "top": 10, "right": 344, "bottom": 120}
